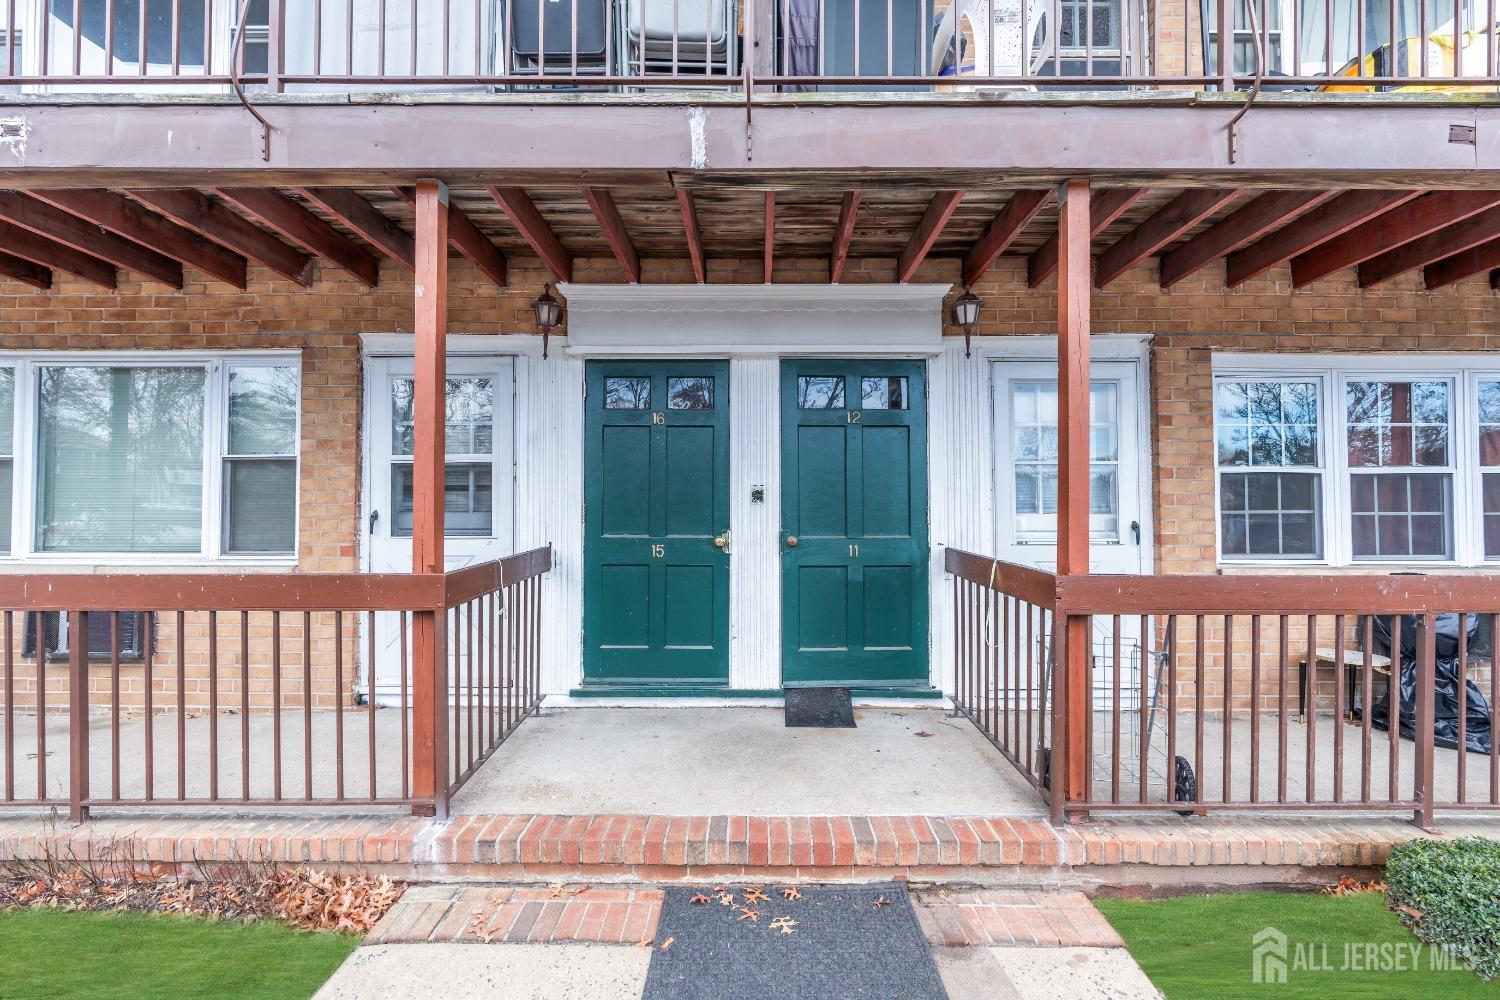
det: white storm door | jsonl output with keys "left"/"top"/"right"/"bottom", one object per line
{"left": 363, "top": 354, "right": 515, "bottom": 696}
{"left": 992, "top": 360, "right": 1149, "bottom": 708}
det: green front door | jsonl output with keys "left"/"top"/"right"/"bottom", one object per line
{"left": 780, "top": 360, "right": 929, "bottom": 687}
{"left": 583, "top": 360, "right": 731, "bottom": 685}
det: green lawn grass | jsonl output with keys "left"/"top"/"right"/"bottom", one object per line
{"left": 0, "top": 909, "right": 359, "bottom": 1000}
{"left": 1096, "top": 890, "right": 1500, "bottom": 999}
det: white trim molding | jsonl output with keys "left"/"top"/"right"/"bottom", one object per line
{"left": 558, "top": 283, "right": 953, "bottom": 356}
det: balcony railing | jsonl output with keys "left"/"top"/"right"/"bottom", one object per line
{"left": 948, "top": 547, "right": 1500, "bottom": 828}
{"left": 1, "top": 0, "right": 1497, "bottom": 95}
{"left": 0, "top": 544, "right": 551, "bottom": 819}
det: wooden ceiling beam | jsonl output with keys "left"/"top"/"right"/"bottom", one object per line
{"left": 583, "top": 188, "right": 640, "bottom": 284}
{"left": 0, "top": 191, "right": 181, "bottom": 288}
{"left": 1095, "top": 188, "right": 1241, "bottom": 288}
{"left": 219, "top": 187, "right": 382, "bottom": 287}
{"left": 34, "top": 189, "right": 247, "bottom": 288}
{"left": 1291, "top": 190, "right": 1500, "bottom": 288}
{"left": 487, "top": 186, "right": 572, "bottom": 282}
{"left": 1424, "top": 235, "right": 1500, "bottom": 289}
{"left": 0, "top": 220, "right": 116, "bottom": 288}
{"left": 1159, "top": 189, "right": 1333, "bottom": 288}
{"left": 0, "top": 250, "right": 51, "bottom": 290}
{"left": 830, "top": 191, "right": 861, "bottom": 284}
{"left": 1359, "top": 204, "right": 1500, "bottom": 288}
{"left": 897, "top": 190, "right": 964, "bottom": 283}
{"left": 1027, "top": 187, "right": 1144, "bottom": 287}
{"left": 763, "top": 191, "right": 776, "bottom": 283}
{"left": 297, "top": 187, "right": 415, "bottom": 269}
{"left": 126, "top": 189, "right": 312, "bottom": 285}
{"left": 961, "top": 189, "right": 1050, "bottom": 288}
{"left": 677, "top": 189, "right": 706, "bottom": 284}
{"left": 391, "top": 185, "right": 507, "bottom": 288}
{"left": 1226, "top": 189, "right": 1419, "bottom": 287}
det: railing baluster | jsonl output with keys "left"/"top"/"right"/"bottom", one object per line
{"left": 1390, "top": 615, "right": 1402, "bottom": 803}
{"left": 368, "top": 610, "right": 378, "bottom": 800}
{"left": 1249, "top": 614, "right": 1260, "bottom": 804}
{"left": 1138, "top": 614, "right": 1149, "bottom": 804}
{"left": 1277, "top": 615, "right": 1288, "bottom": 803}
{"left": 272, "top": 610, "right": 283, "bottom": 801}
{"left": 1333, "top": 613, "right": 1345, "bottom": 803}
{"left": 111, "top": 611, "right": 121, "bottom": 801}
{"left": 1492, "top": 613, "right": 1499, "bottom": 805}
{"left": 335, "top": 610, "right": 345, "bottom": 800}
{"left": 1458, "top": 612, "right": 1468, "bottom": 804}
{"left": 303, "top": 610, "right": 313, "bottom": 800}
{"left": 208, "top": 610, "right": 219, "bottom": 801}
{"left": 1222, "top": 614, "right": 1232, "bottom": 803}
{"left": 176, "top": 611, "right": 186, "bottom": 800}
{"left": 1111, "top": 614, "right": 1121, "bottom": 802}
{"left": 241, "top": 610, "right": 250, "bottom": 801}
{"left": 1165, "top": 615, "right": 1177, "bottom": 807}
{"left": 143, "top": 611, "right": 154, "bottom": 802}
{"left": 1306, "top": 613, "right": 1316, "bottom": 803}
{"left": 4, "top": 610, "right": 13, "bottom": 801}
{"left": 1193, "top": 615, "right": 1205, "bottom": 806}
{"left": 35, "top": 614, "right": 45, "bottom": 802}
{"left": 68, "top": 610, "right": 88, "bottom": 821}
{"left": 1362, "top": 615, "right": 1373, "bottom": 803}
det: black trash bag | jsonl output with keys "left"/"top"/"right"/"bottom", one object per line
{"left": 1361, "top": 613, "right": 1494, "bottom": 755}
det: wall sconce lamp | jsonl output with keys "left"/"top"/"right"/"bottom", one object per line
{"left": 951, "top": 288, "right": 982, "bottom": 359}
{"left": 532, "top": 283, "right": 564, "bottom": 359}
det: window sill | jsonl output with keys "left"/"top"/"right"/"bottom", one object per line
{"left": 0, "top": 556, "right": 301, "bottom": 572}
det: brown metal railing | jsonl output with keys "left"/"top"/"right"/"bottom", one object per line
{"left": 1, "top": 0, "right": 1496, "bottom": 94}
{"left": 950, "top": 547, "right": 1500, "bottom": 829}
{"left": 0, "top": 544, "right": 551, "bottom": 819}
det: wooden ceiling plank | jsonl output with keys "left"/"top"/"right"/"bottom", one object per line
{"left": 1291, "top": 190, "right": 1500, "bottom": 288}
{"left": 764, "top": 191, "right": 776, "bottom": 283}
{"left": 1160, "top": 189, "right": 1334, "bottom": 288}
{"left": 1226, "top": 189, "right": 1420, "bottom": 287}
{"left": 1424, "top": 235, "right": 1500, "bottom": 289}
{"left": 583, "top": 188, "right": 641, "bottom": 284}
{"left": 830, "top": 191, "right": 861, "bottom": 284}
{"left": 1360, "top": 203, "right": 1500, "bottom": 288}
{"left": 0, "top": 191, "right": 182, "bottom": 288}
{"left": 220, "top": 187, "right": 381, "bottom": 287}
{"left": 487, "top": 186, "right": 573, "bottom": 282}
{"left": 0, "top": 250, "right": 51, "bottom": 290}
{"left": 1027, "top": 187, "right": 1144, "bottom": 287}
{"left": 961, "top": 189, "right": 1051, "bottom": 288}
{"left": 897, "top": 190, "right": 965, "bottom": 283}
{"left": 677, "top": 189, "right": 706, "bottom": 284}
{"left": 0, "top": 220, "right": 116, "bottom": 288}
{"left": 298, "top": 187, "right": 416, "bottom": 269}
{"left": 392, "top": 185, "right": 507, "bottom": 287}
{"left": 1095, "top": 188, "right": 1242, "bottom": 288}
{"left": 34, "top": 189, "right": 247, "bottom": 288}
{"left": 126, "top": 189, "right": 312, "bottom": 285}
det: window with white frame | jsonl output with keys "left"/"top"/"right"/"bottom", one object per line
{"left": 1011, "top": 379, "right": 1120, "bottom": 541}
{"left": 0, "top": 354, "right": 300, "bottom": 560}
{"left": 1214, "top": 358, "right": 1500, "bottom": 566}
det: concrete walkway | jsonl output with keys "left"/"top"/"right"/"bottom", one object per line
{"left": 314, "top": 883, "right": 1162, "bottom": 999}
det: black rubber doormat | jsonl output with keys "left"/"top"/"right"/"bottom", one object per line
{"left": 783, "top": 687, "right": 856, "bottom": 728}
{"left": 643, "top": 883, "right": 948, "bottom": 1000}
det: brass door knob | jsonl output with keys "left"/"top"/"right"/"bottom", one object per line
{"left": 786, "top": 535, "right": 798, "bottom": 547}
{"left": 713, "top": 534, "right": 728, "bottom": 549}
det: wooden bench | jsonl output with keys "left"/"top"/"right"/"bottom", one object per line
{"left": 1297, "top": 647, "right": 1393, "bottom": 721}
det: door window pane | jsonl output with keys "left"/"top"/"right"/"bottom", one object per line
{"left": 392, "top": 463, "right": 493, "bottom": 537}
{"left": 37, "top": 366, "right": 205, "bottom": 553}
{"left": 667, "top": 377, "right": 714, "bottom": 410}
{"left": 861, "top": 377, "right": 908, "bottom": 410}
{"left": 392, "top": 377, "right": 495, "bottom": 455}
{"left": 797, "top": 377, "right": 845, "bottom": 409}
{"left": 604, "top": 376, "right": 651, "bottom": 410}
{"left": 1011, "top": 380, "right": 1119, "bottom": 539}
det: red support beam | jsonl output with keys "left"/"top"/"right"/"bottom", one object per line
{"left": 0, "top": 191, "right": 182, "bottom": 288}
{"left": 1360, "top": 204, "right": 1500, "bottom": 288}
{"left": 1225, "top": 189, "right": 1419, "bottom": 287}
{"left": 34, "top": 189, "right": 248, "bottom": 289}
{"left": 961, "top": 189, "right": 1051, "bottom": 289}
{"left": 127, "top": 189, "right": 312, "bottom": 285}
{"left": 488, "top": 186, "right": 572, "bottom": 282}
{"left": 1423, "top": 236, "right": 1500, "bottom": 290}
{"left": 298, "top": 187, "right": 415, "bottom": 269}
{"left": 1159, "top": 190, "right": 1333, "bottom": 288}
{"left": 677, "top": 190, "right": 706, "bottom": 283}
{"left": 391, "top": 186, "right": 507, "bottom": 288}
{"left": 1028, "top": 188, "right": 1143, "bottom": 287}
{"left": 763, "top": 191, "right": 776, "bottom": 283}
{"left": 1056, "top": 179, "right": 1091, "bottom": 813}
{"left": 897, "top": 190, "right": 964, "bottom": 284}
{"left": 0, "top": 251, "right": 51, "bottom": 290}
{"left": 0, "top": 220, "right": 116, "bottom": 288}
{"left": 583, "top": 188, "right": 641, "bottom": 284}
{"left": 1291, "top": 190, "right": 1500, "bottom": 288}
{"left": 830, "top": 191, "right": 861, "bottom": 284}
{"left": 410, "top": 179, "right": 449, "bottom": 820}
{"left": 219, "top": 187, "right": 381, "bottom": 287}
{"left": 1095, "top": 188, "right": 1241, "bottom": 288}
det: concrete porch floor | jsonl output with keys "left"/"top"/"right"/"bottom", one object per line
{"left": 451, "top": 707, "right": 1044, "bottom": 817}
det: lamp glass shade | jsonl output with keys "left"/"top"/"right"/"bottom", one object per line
{"left": 534, "top": 290, "right": 563, "bottom": 330}
{"left": 952, "top": 291, "right": 982, "bottom": 329}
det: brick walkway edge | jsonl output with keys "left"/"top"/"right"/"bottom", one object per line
{"left": 0, "top": 814, "right": 1473, "bottom": 881}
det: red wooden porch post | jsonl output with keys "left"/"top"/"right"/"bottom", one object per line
{"left": 411, "top": 179, "right": 450, "bottom": 818}
{"left": 1057, "top": 179, "right": 1092, "bottom": 813}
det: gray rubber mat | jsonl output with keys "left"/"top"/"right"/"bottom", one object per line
{"left": 643, "top": 882, "right": 947, "bottom": 1000}
{"left": 783, "top": 687, "right": 856, "bottom": 728}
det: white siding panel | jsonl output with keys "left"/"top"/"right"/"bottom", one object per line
{"left": 729, "top": 357, "right": 781, "bottom": 690}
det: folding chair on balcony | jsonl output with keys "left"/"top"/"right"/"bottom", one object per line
{"left": 617, "top": 0, "right": 738, "bottom": 85}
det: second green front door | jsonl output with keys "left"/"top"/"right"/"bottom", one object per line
{"left": 583, "top": 361, "right": 731, "bottom": 686}
{"left": 780, "top": 360, "right": 930, "bottom": 687}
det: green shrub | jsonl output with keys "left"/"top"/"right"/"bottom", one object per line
{"left": 1386, "top": 837, "right": 1500, "bottom": 981}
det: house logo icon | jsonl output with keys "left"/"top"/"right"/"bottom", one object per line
{"left": 1252, "top": 926, "right": 1289, "bottom": 984}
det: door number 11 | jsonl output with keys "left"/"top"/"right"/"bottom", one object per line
{"left": 848, "top": 544, "right": 859, "bottom": 558}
